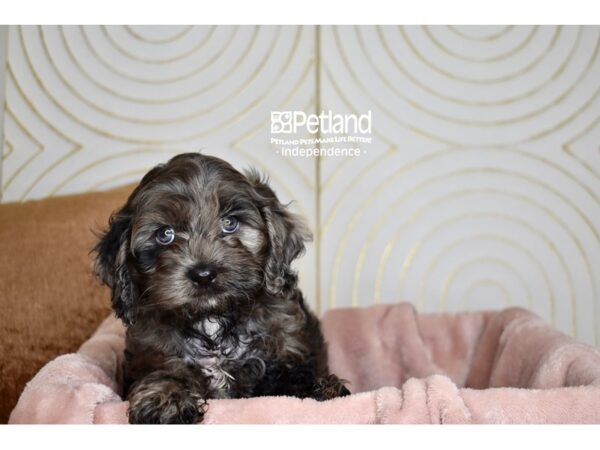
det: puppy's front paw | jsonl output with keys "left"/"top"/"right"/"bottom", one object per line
{"left": 128, "top": 379, "right": 206, "bottom": 424}
{"left": 312, "top": 374, "right": 351, "bottom": 401}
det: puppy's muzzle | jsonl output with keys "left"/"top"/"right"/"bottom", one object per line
{"left": 188, "top": 265, "right": 218, "bottom": 286}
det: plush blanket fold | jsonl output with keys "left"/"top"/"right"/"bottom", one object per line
{"left": 9, "top": 304, "right": 600, "bottom": 424}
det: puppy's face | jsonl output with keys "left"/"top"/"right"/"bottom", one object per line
{"left": 94, "top": 153, "right": 311, "bottom": 323}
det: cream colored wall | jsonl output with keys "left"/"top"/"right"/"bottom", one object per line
{"left": 2, "top": 26, "right": 600, "bottom": 345}
{"left": 320, "top": 26, "right": 600, "bottom": 346}
{"left": 0, "top": 26, "right": 7, "bottom": 188}
{"left": 0, "top": 25, "right": 318, "bottom": 309}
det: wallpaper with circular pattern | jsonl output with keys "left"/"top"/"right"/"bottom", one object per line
{"left": 320, "top": 25, "right": 600, "bottom": 345}
{"left": 0, "top": 25, "right": 318, "bottom": 307}
{"left": 1, "top": 26, "right": 599, "bottom": 345}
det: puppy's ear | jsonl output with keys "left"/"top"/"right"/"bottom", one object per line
{"left": 92, "top": 162, "right": 167, "bottom": 324}
{"left": 245, "top": 169, "right": 313, "bottom": 296}
{"left": 93, "top": 209, "right": 136, "bottom": 325}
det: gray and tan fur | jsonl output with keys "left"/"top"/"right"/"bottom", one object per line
{"left": 93, "top": 153, "right": 349, "bottom": 424}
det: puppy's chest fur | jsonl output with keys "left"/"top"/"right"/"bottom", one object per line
{"left": 181, "top": 319, "right": 265, "bottom": 397}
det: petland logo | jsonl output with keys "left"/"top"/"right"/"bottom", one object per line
{"left": 271, "top": 110, "right": 372, "bottom": 135}
{"left": 270, "top": 110, "right": 373, "bottom": 158}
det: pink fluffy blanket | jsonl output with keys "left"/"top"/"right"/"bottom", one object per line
{"left": 9, "top": 304, "right": 600, "bottom": 424}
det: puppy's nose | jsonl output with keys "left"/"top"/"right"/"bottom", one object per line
{"left": 188, "top": 266, "right": 218, "bottom": 286}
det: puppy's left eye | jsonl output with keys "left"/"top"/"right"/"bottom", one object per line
{"left": 221, "top": 216, "right": 239, "bottom": 234}
{"left": 156, "top": 225, "right": 175, "bottom": 245}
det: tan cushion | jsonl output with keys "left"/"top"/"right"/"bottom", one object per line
{"left": 0, "top": 185, "right": 133, "bottom": 423}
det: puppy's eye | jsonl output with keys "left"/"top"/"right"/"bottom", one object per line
{"left": 221, "top": 216, "right": 239, "bottom": 234}
{"left": 156, "top": 225, "right": 175, "bottom": 245}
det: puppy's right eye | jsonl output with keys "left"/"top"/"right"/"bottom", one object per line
{"left": 156, "top": 226, "right": 175, "bottom": 245}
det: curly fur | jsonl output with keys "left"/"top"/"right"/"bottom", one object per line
{"left": 93, "top": 153, "right": 349, "bottom": 424}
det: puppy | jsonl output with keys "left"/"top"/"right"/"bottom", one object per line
{"left": 94, "top": 153, "right": 349, "bottom": 424}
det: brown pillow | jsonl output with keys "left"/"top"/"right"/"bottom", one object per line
{"left": 0, "top": 185, "right": 133, "bottom": 423}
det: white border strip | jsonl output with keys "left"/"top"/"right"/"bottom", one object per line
{"left": 1, "top": 424, "right": 598, "bottom": 450}
{"left": 0, "top": 0, "right": 598, "bottom": 25}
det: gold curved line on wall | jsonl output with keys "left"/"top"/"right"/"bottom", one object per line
{"left": 339, "top": 25, "right": 596, "bottom": 147}
{"left": 321, "top": 146, "right": 395, "bottom": 197}
{"left": 404, "top": 209, "right": 577, "bottom": 331}
{"left": 222, "top": 78, "right": 317, "bottom": 218}
{"left": 317, "top": 60, "right": 397, "bottom": 194}
{"left": 346, "top": 176, "right": 580, "bottom": 309}
{"left": 176, "top": 26, "right": 307, "bottom": 141}
{"left": 326, "top": 149, "right": 453, "bottom": 308}
{"left": 359, "top": 27, "right": 590, "bottom": 127}
{"left": 85, "top": 160, "right": 306, "bottom": 201}
{"left": 79, "top": 25, "right": 236, "bottom": 84}
{"left": 231, "top": 57, "right": 316, "bottom": 150}
{"left": 320, "top": 50, "right": 396, "bottom": 148}
{"left": 16, "top": 26, "right": 157, "bottom": 144}
{"left": 102, "top": 25, "right": 216, "bottom": 64}
{"left": 124, "top": 25, "right": 193, "bottom": 44}
{"left": 86, "top": 168, "right": 148, "bottom": 192}
{"left": 19, "top": 144, "right": 82, "bottom": 201}
{"left": 12, "top": 30, "right": 85, "bottom": 199}
{"left": 3, "top": 92, "right": 44, "bottom": 146}
{"left": 320, "top": 148, "right": 454, "bottom": 241}
{"left": 330, "top": 27, "right": 459, "bottom": 146}
{"left": 427, "top": 235, "right": 558, "bottom": 330}
{"left": 508, "top": 146, "right": 600, "bottom": 208}
{"left": 61, "top": 27, "right": 251, "bottom": 105}
{"left": 328, "top": 155, "right": 599, "bottom": 317}
{"left": 229, "top": 85, "right": 317, "bottom": 206}
{"left": 433, "top": 241, "right": 551, "bottom": 317}
{"left": 316, "top": 28, "right": 398, "bottom": 194}
{"left": 445, "top": 259, "right": 528, "bottom": 310}
{"left": 47, "top": 26, "right": 264, "bottom": 124}
{"left": 314, "top": 25, "right": 321, "bottom": 315}
{"left": 447, "top": 25, "right": 515, "bottom": 42}
{"left": 374, "top": 27, "right": 600, "bottom": 128}
{"left": 321, "top": 51, "right": 448, "bottom": 292}
{"left": 48, "top": 144, "right": 312, "bottom": 222}
{"left": 247, "top": 146, "right": 315, "bottom": 222}
{"left": 1, "top": 108, "right": 43, "bottom": 192}
{"left": 564, "top": 112, "right": 600, "bottom": 152}
{"left": 406, "top": 177, "right": 595, "bottom": 320}
{"left": 3, "top": 140, "right": 14, "bottom": 160}
{"left": 149, "top": 25, "right": 300, "bottom": 142}
{"left": 563, "top": 114, "right": 600, "bottom": 180}
{"left": 48, "top": 148, "right": 181, "bottom": 196}
{"left": 4, "top": 101, "right": 44, "bottom": 149}
{"left": 317, "top": 136, "right": 358, "bottom": 193}
{"left": 223, "top": 145, "right": 311, "bottom": 221}
{"left": 231, "top": 60, "right": 317, "bottom": 191}
{"left": 462, "top": 278, "right": 512, "bottom": 309}
{"left": 6, "top": 57, "right": 80, "bottom": 148}
{"left": 375, "top": 26, "right": 578, "bottom": 108}
{"left": 524, "top": 65, "right": 600, "bottom": 143}
{"left": 423, "top": 25, "right": 538, "bottom": 63}
{"left": 330, "top": 26, "right": 456, "bottom": 144}
{"left": 385, "top": 204, "right": 592, "bottom": 331}
{"left": 440, "top": 257, "right": 527, "bottom": 314}
{"left": 383, "top": 210, "right": 539, "bottom": 312}
{"left": 328, "top": 145, "right": 600, "bottom": 263}
{"left": 397, "top": 25, "right": 564, "bottom": 85}
{"left": 2, "top": 146, "right": 41, "bottom": 192}
{"left": 356, "top": 190, "right": 578, "bottom": 330}
{"left": 318, "top": 46, "right": 400, "bottom": 198}
{"left": 19, "top": 25, "right": 296, "bottom": 144}
{"left": 81, "top": 25, "right": 238, "bottom": 84}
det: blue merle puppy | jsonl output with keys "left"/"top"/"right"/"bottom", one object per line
{"left": 93, "top": 153, "right": 349, "bottom": 424}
